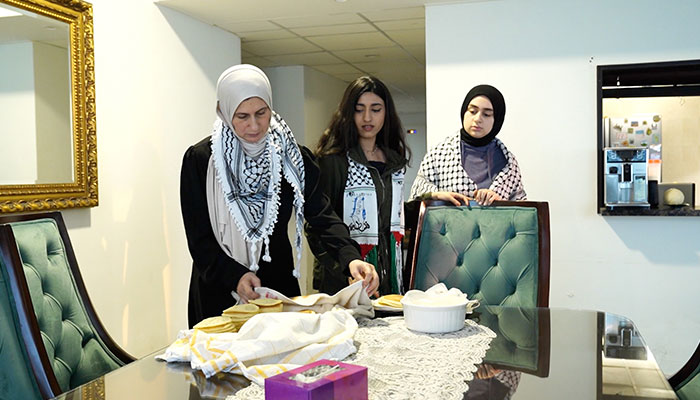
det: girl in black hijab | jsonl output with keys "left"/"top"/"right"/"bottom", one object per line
{"left": 410, "top": 84, "right": 526, "bottom": 205}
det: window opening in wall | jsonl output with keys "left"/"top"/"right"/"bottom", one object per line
{"left": 597, "top": 59, "right": 700, "bottom": 215}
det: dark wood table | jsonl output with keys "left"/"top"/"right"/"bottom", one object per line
{"left": 51, "top": 307, "right": 676, "bottom": 400}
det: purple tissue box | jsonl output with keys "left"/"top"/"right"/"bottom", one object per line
{"left": 264, "top": 359, "right": 368, "bottom": 400}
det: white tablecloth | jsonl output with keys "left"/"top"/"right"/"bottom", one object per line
{"left": 228, "top": 316, "right": 496, "bottom": 400}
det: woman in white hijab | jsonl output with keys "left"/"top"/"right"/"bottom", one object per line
{"left": 180, "top": 64, "right": 379, "bottom": 327}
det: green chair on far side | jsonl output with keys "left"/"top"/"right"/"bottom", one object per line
{"left": 0, "top": 212, "right": 133, "bottom": 399}
{"left": 408, "top": 200, "right": 550, "bottom": 307}
{"left": 669, "top": 343, "right": 700, "bottom": 400}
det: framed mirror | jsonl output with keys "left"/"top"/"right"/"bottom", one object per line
{"left": 0, "top": 0, "right": 96, "bottom": 213}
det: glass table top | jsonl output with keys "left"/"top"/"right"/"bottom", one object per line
{"left": 52, "top": 306, "right": 676, "bottom": 400}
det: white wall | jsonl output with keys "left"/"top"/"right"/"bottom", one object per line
{"left": 426, "top": 0, "right": 700, "bottom": 374}
{"left": 263, "top": 65, "right": 347, "bottom": 147}
{"left": 264, "top": 65, "right": 306, "bottom": 141}
{"left": 0, "top": 42, "right": 37, "bottom": 183}
{"left": 60, "top": 0, "right": 240, "bottom": 357}
{"left": 400, "top": 111, "right": 427, "bottom": 200}
{"left": 302, "top": 66, "right": 348, "bottom": 149}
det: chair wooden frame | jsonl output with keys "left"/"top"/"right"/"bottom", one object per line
{"left": 408, "top": 200, "right": 551, "bottom": 307}
{"left": 669, "top": 342, "right": 700, "bottom": 391}
{"left": 0, "top": 212, "right": 133, "bottom": 399}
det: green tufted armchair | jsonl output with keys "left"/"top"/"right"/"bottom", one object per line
{"left": 408, "top": 201, "right": 550, "bottom": 307}
{"left": 0, "top": 212, "right": 133, "bottom": 399}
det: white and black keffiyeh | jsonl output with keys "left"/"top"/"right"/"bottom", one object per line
{"left": 344, "top": 156, "right": 405, "bottom": 292}
{"left": 410, "top": 132, "right": 526, "bottom": 201}
{"left": 210, "top": 111, "right": 305, "bottom": 277}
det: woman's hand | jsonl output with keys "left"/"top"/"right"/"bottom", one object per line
{"left": 429, "top": 191, "right": 470, "bottom": 206}
{"left": 236, "top": 272, "right": 261, "bottom": 303}
{"left": 473, "top": 189, "right": 501, "bottom": 205}
{"left": 348, "top": 260, "right": 379, "bottom": 297}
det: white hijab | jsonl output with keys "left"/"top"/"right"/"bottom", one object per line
{"left": 215, "top": 64, "right": 272, "bottom": 157}
{"left": 207, "top": 64, "right": 305, "bottom": 277}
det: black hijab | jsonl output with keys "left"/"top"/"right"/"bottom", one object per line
{"left": 459, "top": 84, "right": 506, "bottom": 147}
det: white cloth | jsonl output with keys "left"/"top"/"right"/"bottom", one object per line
{"left": 156, "top": 282, "right": 373, "bottom": 385}
{"left": 403, "top": 282, "right": 481, "bottom": 311}
{"left": 255, "top": 280, "right": 374, "bottom": 318}
{"left": 156, "top": 309, "right": 358, "bottom": 386}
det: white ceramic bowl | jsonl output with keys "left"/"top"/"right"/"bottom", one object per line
{"left": 401, "top": 297, "right": 468, "bottom": 334}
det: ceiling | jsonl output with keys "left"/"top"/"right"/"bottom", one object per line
{"left": 156, "top": 0, "right": 463, "bottom": 114}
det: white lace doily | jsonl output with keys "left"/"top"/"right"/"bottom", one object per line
{"left": 228, "top": 317, "right": 495, "bottom": 400}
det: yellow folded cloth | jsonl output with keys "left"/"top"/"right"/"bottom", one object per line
{"left": 156, "top": 309, "right": 358, "bottom": 386}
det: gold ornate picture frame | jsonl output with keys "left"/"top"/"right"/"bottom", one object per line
{"left": 0, "top": 0, "right": 97, "bottom": 213}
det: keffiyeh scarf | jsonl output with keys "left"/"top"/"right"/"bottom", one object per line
{"left": 210, "top": 111, "right": 305, "bottom": 277}
{"left": 410, "top": 133, "right": 526, "bottom": 201}
{"left": 344, "top": 156, "right": 405, "bottom": 293}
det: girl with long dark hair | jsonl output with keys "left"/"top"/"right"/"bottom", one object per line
{"left": 308, "top": 76, "right": 410, "bottom": 295}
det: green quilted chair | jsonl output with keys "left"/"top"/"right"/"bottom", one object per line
{"left": 0, "top": 212, "right": 133, "bottom": 399}
{"left": 669, "top": 343, "right": 700, "bottom": 400}
{"left": 409, "top": 201, "right": 550, "bottom": 307}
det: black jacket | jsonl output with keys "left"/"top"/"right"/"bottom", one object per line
{"left": 180, "top": 136, "right": 361, "bottom": 327}
{"left": 306, "top": 144, "right": 407, "bottom": 295}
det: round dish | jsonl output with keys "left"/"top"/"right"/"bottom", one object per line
{"left": 401, "top": 299, "right": 467, "bottom": 333}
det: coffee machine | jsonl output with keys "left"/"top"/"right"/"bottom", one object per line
{"left": 604, "top": 147, "right": 649, "bottom": 208}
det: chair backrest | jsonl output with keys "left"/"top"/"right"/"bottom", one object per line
{"left": 0, "top": 212, "right": 132, "bottom": 399}
{"left": 0, "top": 256, "right": 44, "bottom": 399}
{"left": 669, "top": 342, "right": 700, "bottom": 400}
{"left": 409, "top": 201, "right": 550, "bottom": 307}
